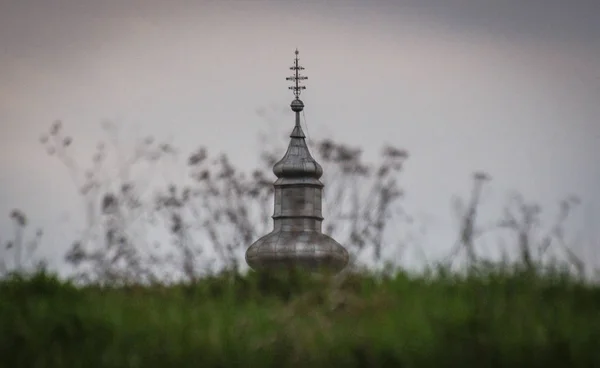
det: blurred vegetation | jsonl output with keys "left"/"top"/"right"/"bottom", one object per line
{"left": 1, "top": 119, "right": 590, "bottom": 280}
{"left": 1, "top": 118, "right": 598, "bottom": 366}
{"left": 1, "top": 266, "right": 600, "bottom": 367}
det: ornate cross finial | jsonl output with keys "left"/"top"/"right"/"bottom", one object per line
{"left": 286, "top": 49, "right": 307, "bottom": 100}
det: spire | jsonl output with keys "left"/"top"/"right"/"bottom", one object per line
{"left": 287, "top": 49, "right": 307, "bottom": 138}
{"left": 273, "top": 49, "right": 322, "bottom": 180}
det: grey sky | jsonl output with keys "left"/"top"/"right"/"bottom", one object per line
{"left": 1, "top": 0, "right": 599, "bottom": 269}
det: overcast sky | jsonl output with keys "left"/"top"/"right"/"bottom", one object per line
{"left": 1, "top": 0, "right": 599, "bottom": 271}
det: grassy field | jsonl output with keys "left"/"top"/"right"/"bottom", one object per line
{"left": 1, "top": 266, "right": 599, "bottom": 367}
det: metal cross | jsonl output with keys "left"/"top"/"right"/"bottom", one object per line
{"left": 286, "top": 49, "right": 307, "bottom": 99}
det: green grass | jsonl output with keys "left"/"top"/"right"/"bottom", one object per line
{"left": 1, "top": 267, "right": 599, "bottom": 367}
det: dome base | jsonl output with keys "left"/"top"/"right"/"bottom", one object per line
{"left": 246, "top": 231, "right": 349, "bottom": 273}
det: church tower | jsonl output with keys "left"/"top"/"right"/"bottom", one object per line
{"left": 245, "top": 50, "right": 349, "bottom": 272}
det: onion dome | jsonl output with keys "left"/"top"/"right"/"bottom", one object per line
{"left": 245, "top": 49, "right": 349, "bottom": 273}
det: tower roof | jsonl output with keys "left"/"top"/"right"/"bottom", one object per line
{"left": 273, "top": 49, "right": 323, "bottom": 181}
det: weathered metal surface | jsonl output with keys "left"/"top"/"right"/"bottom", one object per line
{"left": 245, "top": 50, "right": 349, "bottom": 272}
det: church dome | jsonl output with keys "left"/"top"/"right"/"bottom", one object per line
{"left": 245, "top": 49, "right": 349, "bottom": 273}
